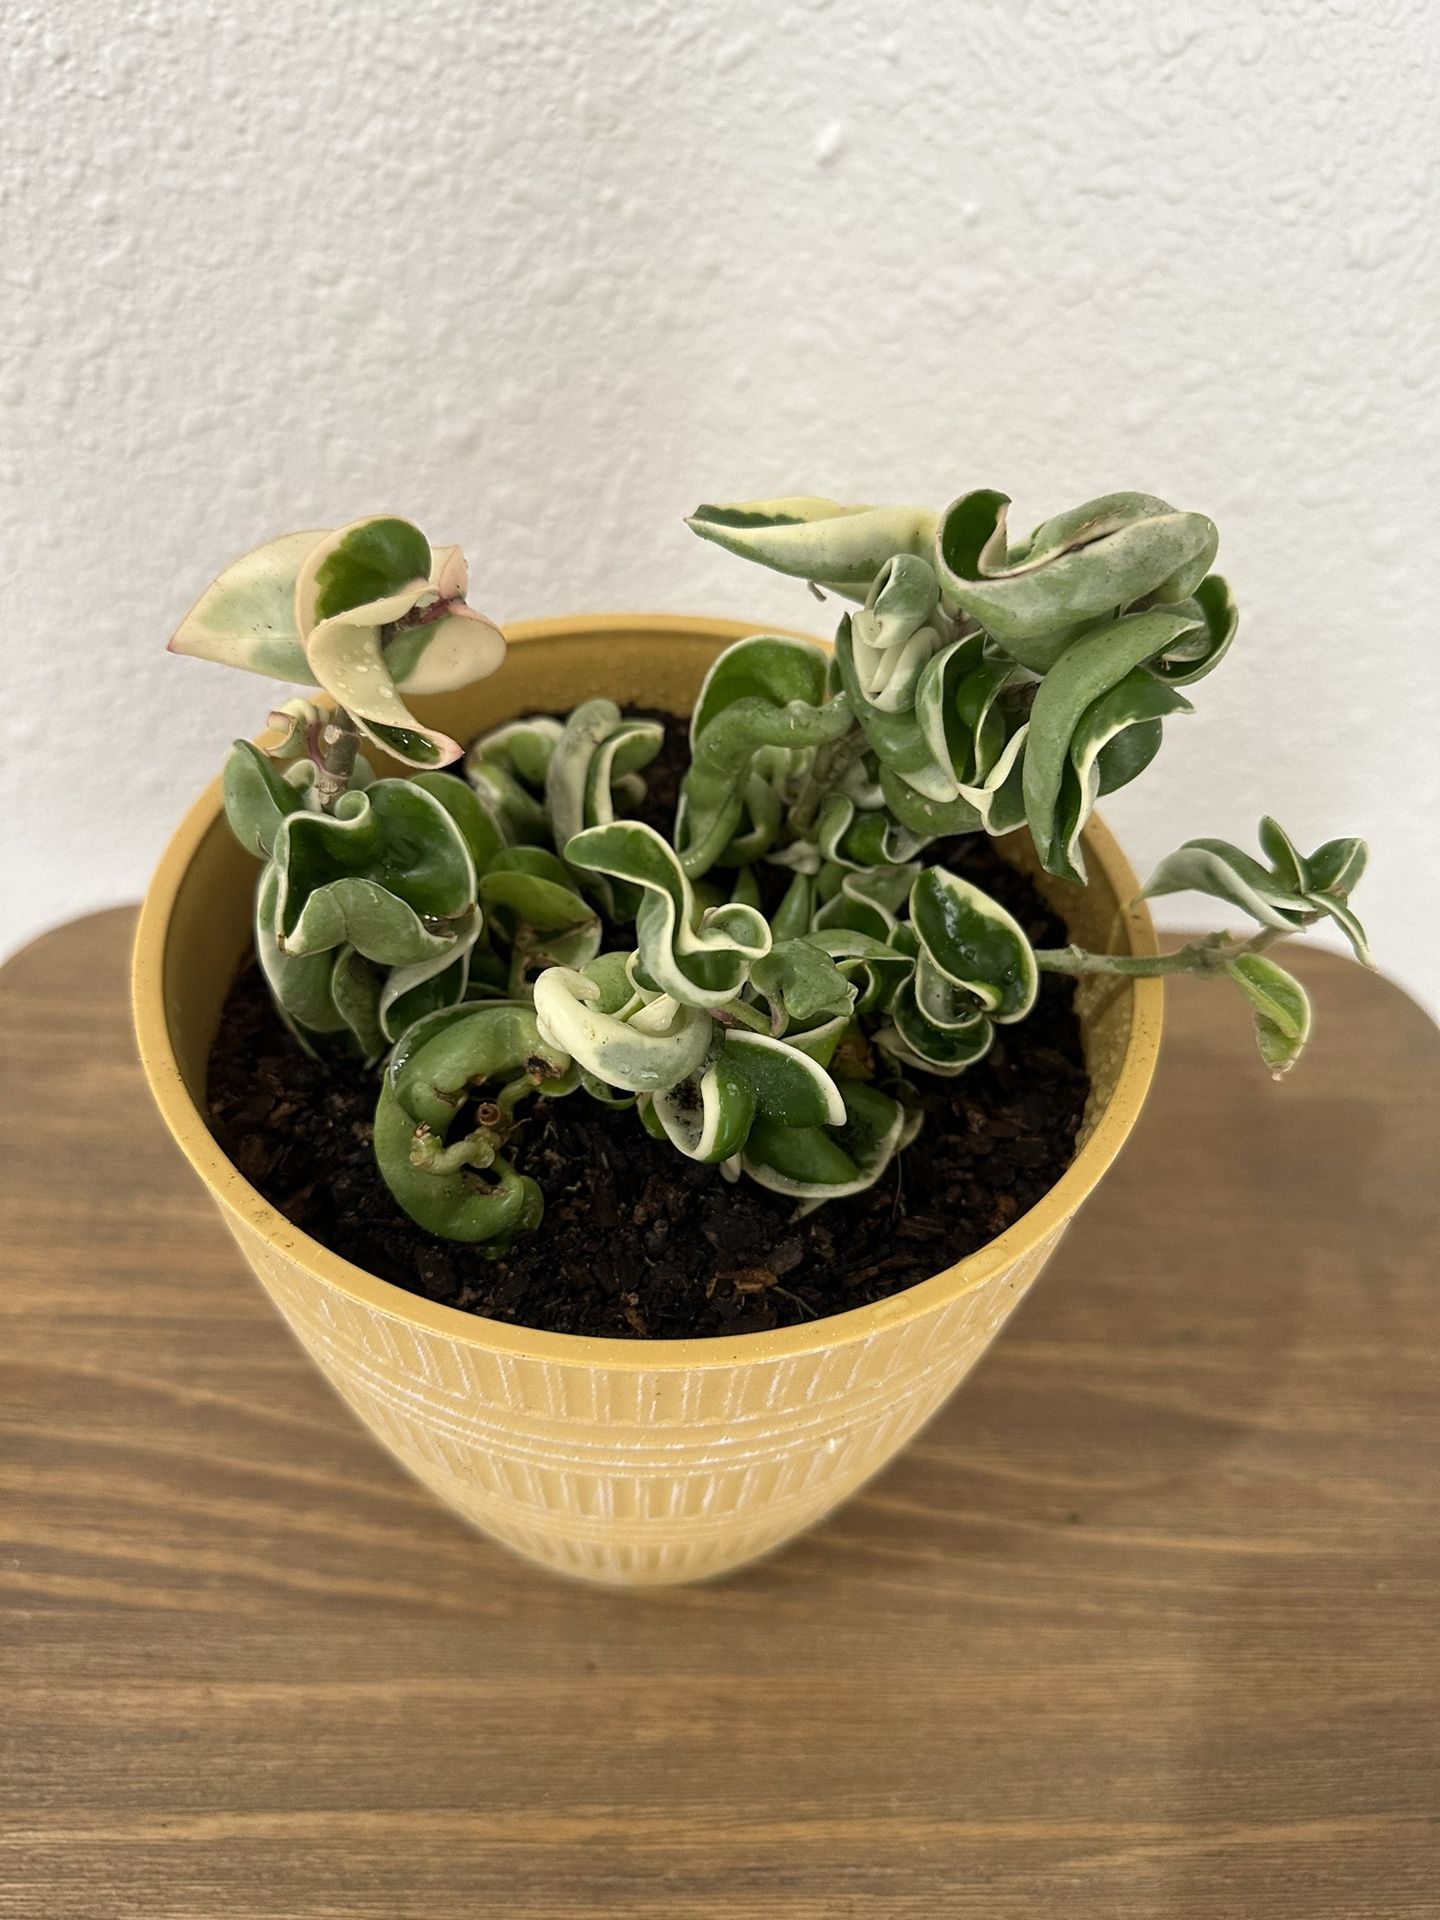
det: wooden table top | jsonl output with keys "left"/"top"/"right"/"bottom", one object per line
{"left": 2, "top": 909, "right": 1437, "bottom": 1920}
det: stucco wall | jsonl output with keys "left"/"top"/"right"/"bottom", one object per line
{"left": 4, "top": 0, "right": 1436, "bottom": 1013}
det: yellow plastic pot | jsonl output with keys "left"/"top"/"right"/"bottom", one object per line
{"left": 134, "top": 614, "right": 1162, "bottom": 1587}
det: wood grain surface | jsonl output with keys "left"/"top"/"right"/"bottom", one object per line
{"left": 1, "top": 908, "right": 1437, "bottom": 1920}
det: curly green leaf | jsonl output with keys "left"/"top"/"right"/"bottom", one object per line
{"left": 532, "top": 963, "right": 712, "bottom": 1093}
{"left": 374, "top": 1001, "right": 567, "bottom": 1246}
{"left": 650, "top": 1052, "right": 757, "bottom": 1165}
{"left": 749, "top": 939, "right": 857, "bottom": 1034}
{"left": 1225, "top": 953, "right": 1312, "bottom": 1076}
{"left": 881, "top": 972, "right": 993, "bottom": 1077}
{"left": 909, "top": 866, "right": 1038, "bottom": 1021}
{"left": 478, "top": 847, "right": 602, "bottom": 987}
{"left": 680, "top": 635, "right": 850, "bottom": 876}
{"left": 848, "top": 555, "right": 946, "bottom": 713}
{"left": 223, "top": 739, "right": 305, "bottom": 860}
{"left": 465, "top": 716, "right": 564, "bottom": 844}
{"left": 377, "top": 906, "right": 483, "bottom": 1044}
{"left": 742, "top": 1081, "right": 912, "bottom": 1206}
{"left": 814, "top": 863, "right": 920, "bottom": 943}
{"left": 1023, "top": 606, "right": 1200, "bottom": 881}
{"left": 271, "top": 779, "right": 476, "bottom": 963}
{"left": 565, "top": 821, "right": 771, "bottom": 1006}
{"left": 724, "top": 1029, "right": 846, "bottom": 1127}
{"left": 936, "top": 490, "right": 1217, "bottom": 659}
{"left": 1143, "top": 821, "right": 1371, "bottom": 964}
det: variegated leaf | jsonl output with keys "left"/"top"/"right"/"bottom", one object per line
{"left": 1293, "top": 828, "right": 1371, "bottom": 962}
{"left": 223, "top": 740, "right": 305, "bottom": 860}
{"left": 1050, "top": 669, "right": 1194, "bottom": 879}
{"left": 1305, "top": 835, "right": 1368, "bottom": 899}
{"left": 936, "top": 490, "right": 1217, "bottom": 657}
{"left": 270, "top": 779, "right": 476, "bottom": 963}
{"left": 804, "top": 928, "right": 914, "bottom": 1016}
{"left": 1023, "top": 606, "right": 1201, "bottom": 882}
{"left": 404, "top": 772, "right": 502, "bottom": 872}
{"left": 478, "top": 848, "right": 602, "bottom": 987}
{"left": 877, "top": 765, "right": 986, "bottom": 841}
{"left": 880, "top": 974, "right": 994, "bottom": 1078}
{"left": 1148, "top": 573, "right": 1238, "bottom": 686}
{"left": 909, "top": 866, "right": 1038, "bottom": 1021}
{"left": 304, "top": 611, "right": 462, "bottom": 769}
{"left": 742, "top": 1081, "right": 911, "bottom": 1205}
{"left": 383, "top": 603, "right": 507, "bottom": 697}
{"left": 565, "top": 820, "right": 771, "bottom": 1007}
{"left": 686, "top": 497, "right": 939, "bottom": 598}
{"left": 840, "top": 752, "right": 887, "bottom": 811}
{"left": 724, "top": 1030, "right": 846, "bottom": 1127}
{"left": 713, "top": 769, "right": 788, "bottom": 869}
{"left": 294, "top": 516, "right": 431, "bottom": 630}
{"left": 176, "top": 516, "right": 504, "bottom": 767}
{"left": 832, "top": 614, "right": 949, "bottom": 800}
{"left": 651, "top": 1052, "right": 757, "bottom": 1164}
{"left": 1142, "top": 838, "right": 1310, "bottom": 930}
{"left": 848, "top": 555, "right": 946, "bottom": 713}
{"left": 1257, "top": 815, "right": 1308, "bottom": 892}
{"left": 266, "top": 696, "right": 320, "bottom": 752}
{"left": 373, "top": 1000, "right": 567, "bottom": 1245}
{"left": 465, "top": 716, "right": 564, "bottom": 844}
{"left": 1303, "top": 889, "right": 1372, "bottom": 967}
{"left": 546, "top": 698, "right": 663, "bottom": 846}
{"left": 913, "top": 634, "right": 988, "bottom": 784}
{"left": 813, "top": 793, "right": 929, "bottom": 872}
{"left": 253, "top": 866, "right": 350, "bottom": 1052}
{"left": 1225, "top": 953, "right": 1312, "bottom": 1075}
{"left": 777, "top": 1012, "right": 850, "bottom": 1067}
{"left": 1144, "top": 823, "right": 1373, "bottom": 965}
{"left": 297, "top": 518, "right": 506, "bottom": 768}
{"left": 280, "top": 876, "right": 464, "bottom": 968}
{"left": 814, "top": 862, "right": 921, "bottom": 943}
{"left": 168, "top": 529, "right": 324, "bottom": 681}
{"left": 908, "top": 639, "right": 1031, "bottom": 831}
{"left": 378, "top": 905, "right": 483, "bottom": 1043}
{"left": 691, "top": 632, "right": 830, "bottom": 740}
{"left": 383, "top": 535, "right": 503, "bottom": 697}
{"left": 545, "top": 698, "right": 664, "bottom": 913}
{"left": 532, "top": 964, "right": 712, "bottom": 1094}
{"left": 681, "top": 634, "right": 848, "bottom": 876}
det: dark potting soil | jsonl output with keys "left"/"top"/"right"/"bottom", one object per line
{"left": 206, "top": 719, "right": 1090, "bottom": 1339}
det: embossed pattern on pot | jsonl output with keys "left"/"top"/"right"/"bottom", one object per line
{"left": 231, "top": 1208, "right": 1061, "bottom": 1581}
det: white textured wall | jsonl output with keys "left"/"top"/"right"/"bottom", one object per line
{"left": 4, "top": 0, "right": 1437, "bottom": 1013}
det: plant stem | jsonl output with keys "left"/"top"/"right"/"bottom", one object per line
{"left": 313, "top": 706, "right": 360, "bottom": 813}
{"left": 787, "top": 720, "right": 867, "bottom": 838}
{"left": 1035, "top": 924, "right": 1294, "bottom": 979}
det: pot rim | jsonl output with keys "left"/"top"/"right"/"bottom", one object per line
{"left": 133, "top": 611, "right": 1163, "bottom": 1372}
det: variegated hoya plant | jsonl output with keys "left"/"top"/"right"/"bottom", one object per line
{"left": 171, "top": 495, "right": 1370, "bottom": 1253}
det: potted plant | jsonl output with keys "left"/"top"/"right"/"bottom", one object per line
{"left": 133, "top": 493, "right": 1369, "bottom": 1586}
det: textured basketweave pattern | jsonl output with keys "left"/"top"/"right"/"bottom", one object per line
{"left": 223, "top": 1206, "right": 1065, "bottom": 1584}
